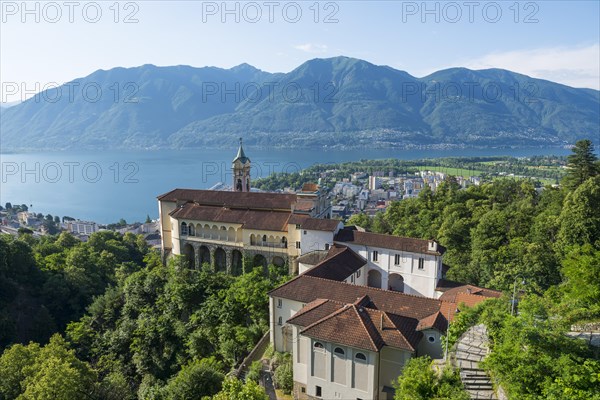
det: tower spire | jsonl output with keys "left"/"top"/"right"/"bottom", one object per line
{"left": 232, "top": 138, "right": 251, "bottom": 192}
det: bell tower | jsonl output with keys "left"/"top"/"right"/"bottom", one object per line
{"left": 232, "top": 138, "right": 251, "bottom": 192}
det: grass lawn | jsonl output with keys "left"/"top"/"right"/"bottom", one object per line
{"left": 416, "top": 165, "right": 483, "bottom": 177}
{"left": 275, "top": 389, "right": 294, "bottom": 400}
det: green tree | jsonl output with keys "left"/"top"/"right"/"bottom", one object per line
{"left": 212, "top": 377, "right": 268, "bottom": 400}
{"left": 162, "top": 358, "right": 224, "bottom": 400}
{"left": 18, "top": 227, "right": 34, "bottom": 235}
{"left": 346, "top": 212, "right": 371, "bottom": 230}
{"left": 393, "top": 356, "right": 469, "bottom": 400}
{"left": 559, "top": 244, "right": 600, "bottom": 321}
{"left": 0, "top": 342, "right": 41, "bottom": 399}
{"left": 557, "top": 176, "right": 600, "bottom": 251}
{"left": 562, "top": 139, "right": 599, "bottom": 190}
{"left": 273, "top": 353, "right": 293, "bottom": 394}
{"left": 0, "top": 335, "right": 95, "bottom": 400}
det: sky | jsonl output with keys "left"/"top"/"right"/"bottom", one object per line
{"left": 1, "top": 0, "right": 599, "bottom": 103}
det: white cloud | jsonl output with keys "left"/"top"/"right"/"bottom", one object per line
{"left": 459, "top": 44, "right": 600, "bottom": 90}
{"left": 294, "top": 43, "right": 329, "bottom": 54}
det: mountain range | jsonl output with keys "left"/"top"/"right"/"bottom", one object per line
{"left": 1, "top": 56, "right": 599, "bottom": 150}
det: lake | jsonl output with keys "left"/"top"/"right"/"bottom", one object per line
{"left": 0, "top": 147, "right": 570, "bottom": 224}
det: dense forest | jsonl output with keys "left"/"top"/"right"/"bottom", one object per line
{"left": 1, "top": 140, "right": 599, "bottom": 399}
{"left": 0, "top": 229, "right": 284, "bottom": 399}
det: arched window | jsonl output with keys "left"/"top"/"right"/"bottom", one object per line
{"left": 312, "top": 342, "right": 326, "bottom": 379}
{"left": 333, "top": 347, "right": 346, "bottom": 384}
{"left": 262, "top": 235, "right": 267, "bottom": 243}
{"left": 281, "top": 237, "right": 288, "bottom": 248}
{"left": 181, "top": 222, "right": 188, "bottom": 236}
{"left": 188, "top": 224, "right": 195, "bottom": 236}
{"left": 353, "top": 352, "right": 368, "bottom": 391}
{"left": 278, "top": 316, "right": 282, "bottom": 326}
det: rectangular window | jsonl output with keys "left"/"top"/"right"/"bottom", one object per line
{"left": 351, "top": 275, "right": 355, "bottom": 283}
{"left": 277, "top": 299, "right": 282, "bottom": 308}
{"left": 296, "top": 241, "right": 301, "bottom": 249}
{"left": 395, "top": 254, "right": 401, "bottom": 265}
{"left": 278, "top": 316, "right": 282, "bottom": 326}
{"left": 325, "top": 243, "right": 330, "bottom": 250}
{"left": 296, "top": 224, "right": 301, "bottom": 229}
{"left": 304, "top": 230, "right": 307, "bottom": 235}
{"left": 372, "top": 251, "right": 378, "bottom": 262}
{"left": 356, "top": 269, "right": 361, "bottom": 278}
{"left": 316, "top": 386, "right": 322, "bottom": 397}
{"left": 418, "top": 257, "right": 425, "bottom": 270}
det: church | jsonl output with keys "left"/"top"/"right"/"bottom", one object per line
{"left": 157, "top": 139, "right": 333, "bottom": 274}
{"left": 157, "top": 142, "right": 502, "bottom": 400}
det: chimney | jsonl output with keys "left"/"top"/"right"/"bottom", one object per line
{"left": 428, "top": 240, "right": 438, "bottom": 252}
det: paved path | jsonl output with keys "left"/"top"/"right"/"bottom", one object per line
{"left": 259, "top": 361, "right": 277, "bottom": 400}
{"left": 454, "top": 324, "right": 498, "bottom": 400}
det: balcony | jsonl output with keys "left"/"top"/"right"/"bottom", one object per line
{"left": 249, "top": 240, "right": 287, "bottom": 249}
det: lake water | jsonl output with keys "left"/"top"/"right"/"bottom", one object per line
{"left": 0, "top": 147, "right": 570, "bottom": 224}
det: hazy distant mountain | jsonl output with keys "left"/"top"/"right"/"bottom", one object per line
{"left": 1, "top": 57, "right": 598, "bottom": 150}
{"left": 0, "top": 101, "right": 21, "bottom": 109}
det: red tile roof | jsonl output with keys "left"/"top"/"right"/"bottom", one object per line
{"left": 291, "top": 299, "right": 422, "bottom": 352}
{"left": 158, "top": 189, "right": 297, "bottom": 210}
{"left": 296, "top": 250, "right": 330, "bottom": 266}
{"left": 334, "top": 228, "right": 446, "bottom": 255}
{"left": 170, "top": 203, "right": 292, "bottom": 232}
{"left": 300, "top": 218, "right": 342, "bottom": 232}
{"left": 269, "top": 275, "right": 442, "bottom": 321}
{"left": 435, "top": 278, "right": 465, "bottom": 292}
{"left": 301, "top": 183, "right": 320, "bottom": 192}
{"left": 287, "top": 299, "right": 346, "bottom": 328}
{"left": 294, "top": 200, "right": 315, "bottom": 212}
{"left": 439, "top": 285, "right": 503, "bottom": 302}
{"left": 303, "top": 245, "right": 366, "bottom": 281}
{"left": 416, "top": 311, "right": 448, "bottom": 332}
{"left": 270, "top": 275, "right": 501, "bottom": 351}
{"left": 288, "top": 214, "right": 309, "bottom": 225}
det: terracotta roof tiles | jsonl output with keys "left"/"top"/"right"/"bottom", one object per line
{"left": 158, "top": 189, "right": 297, "bottom": 210}
{"left": 334, "top": 228, "right": 446, "bottom": 255}
{"left": 170, "top": 203, "right": 292, "bottom": 232}
{"left": 439, "top": 285, "right": 503, "bottom": 302}
{"left": 269, "top": 275, "right": 442, "bottom": 321}
{"left": 303, "top": 245, "right": 366, "bottom": 281}
{"left": 293, "top": 301, "right": 422, "bottom": 352}
{"left": 300, "top": 218, "right": 342, "bottom": 232}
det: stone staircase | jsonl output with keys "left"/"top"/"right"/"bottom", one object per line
{"left": 454, "top": 324, "right": 498, "bottom": 400}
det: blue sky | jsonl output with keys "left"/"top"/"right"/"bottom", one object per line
{"left": 1, "top": 1, "right": 599, "bottom": 103}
